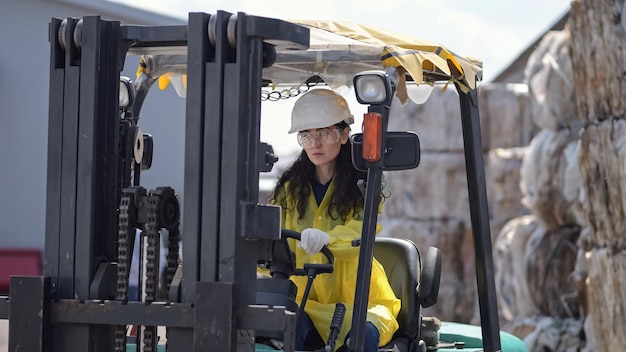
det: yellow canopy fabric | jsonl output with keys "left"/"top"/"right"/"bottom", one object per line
{"left": 138, "top": 19, "right": 483, "bottom": 102}
{"left": 291, "top": 20, "right": 482, "bottom": 90}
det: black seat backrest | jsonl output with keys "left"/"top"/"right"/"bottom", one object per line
{"left": 373, "top": 237, "right": 421, "bottom": 340}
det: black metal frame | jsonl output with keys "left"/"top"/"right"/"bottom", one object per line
{"left": 457, "top": 87, "right": 502, "bottom": 352}
{"left": 0, "top": 10, "right": 502, "bottom": 352}
{"left": 1, "top": 11, "right": 307, "bottom": 352}
{"left": 346, "top": 79, "right": 501, "bottom": 352}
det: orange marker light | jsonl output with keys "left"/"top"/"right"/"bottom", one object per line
{"left": 362, "top": 112, "right": 382, "bottom": 162}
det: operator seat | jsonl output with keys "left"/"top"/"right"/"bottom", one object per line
{"left": 373, "top": 237, "right": 424, "bottom": 352}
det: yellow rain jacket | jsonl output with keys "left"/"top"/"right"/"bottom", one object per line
{"left": 273, "top": 180, "right": 400, "bottom": 350}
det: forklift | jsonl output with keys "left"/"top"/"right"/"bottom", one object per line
{"left": 0, "top": 10, "right": 528, "bottom": 352}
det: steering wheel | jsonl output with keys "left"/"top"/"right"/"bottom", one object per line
{"left": 281, "top": 229, "right": 334, "bottom": 276}
{"left": 255, "top": 229, "right": 336, "bottom": 348}
{"left": 279, "top": 229, "right": 337, "bottom": 343}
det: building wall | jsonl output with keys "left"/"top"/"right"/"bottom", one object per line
{"left": 0, "top": 0, "right": 187, "bottom": 248}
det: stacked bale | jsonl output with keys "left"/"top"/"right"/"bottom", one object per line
{"left": 567, "top": 0, "right": 626, "bottom": 349}
{"left": 493, "top": 28, "right": 590, "bottom": 351}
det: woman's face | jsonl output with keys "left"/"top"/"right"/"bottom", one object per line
{"left": 298, "top": 126, "right": 349, "bottom": 168}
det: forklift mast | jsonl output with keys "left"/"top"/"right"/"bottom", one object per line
{"left": 4, "top": 11, "right": 309, "bottom": 352}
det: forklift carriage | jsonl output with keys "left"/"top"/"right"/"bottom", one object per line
{"left": 0, "top": 10, "right": 527, "bottom": 352}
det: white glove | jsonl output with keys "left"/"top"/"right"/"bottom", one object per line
{"left": 299, "top": 228, "right": 330, "bottom": 254}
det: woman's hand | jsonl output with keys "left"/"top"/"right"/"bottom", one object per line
{"left": 299, "top": 228, "right": 330, "bottom": 254}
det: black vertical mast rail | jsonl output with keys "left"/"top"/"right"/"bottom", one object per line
{"left": 181, "top": 12, "right": 213, "bottom": 304}
{"left": 457, "top": 87, "right": 502, "bottom": 352}
{"left": 196, "top": 11, "right": 308, "bottom": 351}
{"left": 168, "top": 12, "right": 213, "bottom": 350}
{"left": 218, "top": 11, "right": 266, "bottom": 349}
{"left": 43, "top": 16, "right": 65, "bottom": 299}
{"left": 190, "top": 10, "right": 232, "bottom": 350}
{"left": 57, "top": 16, "right": 81, "bottom": 303}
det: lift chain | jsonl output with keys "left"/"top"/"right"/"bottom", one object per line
{"left": 112, "top": 186, "right": 180, "bottom": 352}
{"left": 117, "top": 123, "right": 128, "bottom": 209}
{"left": 166, "top": 219, "right": 180, "bottom": 297}
{"left": 143, "top": 190, "right": 161, "bottom": 351}
{"left": 116, "top": 189, "right": 145, "bottom": 301}
{"left": 158, "top": 186, "right": 181, "bottom": 350}
{"left": 260, "top": 76, "right": 322, "bottom": 101}
{"left": 144, "top": 193, "right": 159, "bottom": 304}
{"left": 144, "top": 186, "right": 181, "bottom": 351}
{"left": 115, "top": 188, "right": 141, "bottom": 352}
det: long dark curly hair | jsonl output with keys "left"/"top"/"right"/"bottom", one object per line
{"left": 271, "top": 122, "right": 385, "bottom": 221}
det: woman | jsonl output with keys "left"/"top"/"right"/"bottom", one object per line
{"left": 270, "top": 88, "right": 400, "bottom": 351}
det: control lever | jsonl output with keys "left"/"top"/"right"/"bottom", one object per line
{"left": 324, "top": 303, "right": 346, "bottom": 352}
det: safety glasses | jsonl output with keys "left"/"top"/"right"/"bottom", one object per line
{"left": 297, "top": 128, "right": 342, "bottom": 148}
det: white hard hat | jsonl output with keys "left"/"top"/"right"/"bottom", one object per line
{"left": 288, "top": 89, "right": 354, "bottom": 134}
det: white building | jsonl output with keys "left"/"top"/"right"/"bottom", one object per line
{"left": 0, "top": 0, "right": 187, "bottom": 250}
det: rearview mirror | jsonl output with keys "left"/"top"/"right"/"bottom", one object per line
{"left": 351, "top": 131, "right": 420, "bottom": 171}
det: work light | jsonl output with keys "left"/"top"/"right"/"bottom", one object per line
{"left": 119, "top": 76, "right": 135, "bottom": 109}
{"left": 353, "top": 70, "right": 392, "bottom": 105}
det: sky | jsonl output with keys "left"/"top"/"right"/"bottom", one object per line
{"left": 109, "top": 0, "right": 571, "bottom": 156}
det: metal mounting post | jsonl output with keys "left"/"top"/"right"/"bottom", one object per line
{"left": 457, "top": 87, "right": 502, "bottom": 352}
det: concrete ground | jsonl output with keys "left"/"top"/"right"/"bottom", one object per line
{"left": 0, "top": 323, "right": 166, "bottom": 351}
{"left": 0, "top": 320, "right": 7, "bottom": 352}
